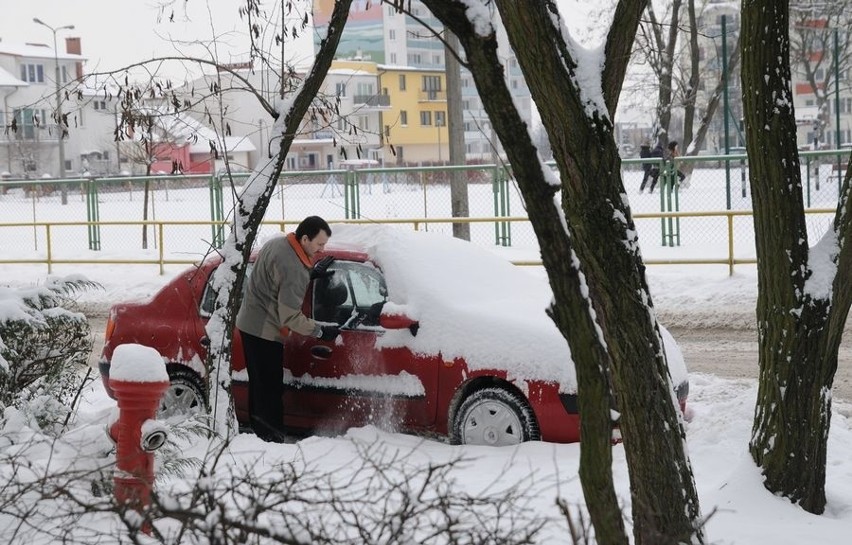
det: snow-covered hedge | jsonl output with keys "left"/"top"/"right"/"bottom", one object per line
{"left": 0, "top": 277, "right": 98, "bottom": 432}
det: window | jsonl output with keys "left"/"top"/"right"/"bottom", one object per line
{"left": 93, "top": 100, "right": 107, "bottom": 111}
{"left": 422, "top": 75, "right": 441, "bottom": 91}
{"left": 422, "top": 75, "right": 442, "bottom": 100}
{"left": 420, "top": 111, "right": 432, "bottom": 126}
{"left": 408, "top": 53, "right": 422, "bottom": 65}
{"left": 20, "top": 63, "right": 45, "bottom": 83}
{"left": 12, "top": 108, "right": 47, "bottom": 140}
{"left": 358, "top": 115, "right": 369, "bottom": 131}
{"left": 312, "top": 261, "right": 387, "bottom": 327}
{"left": 435, "top": 111, "right": 446, "bottom": 127}
{"left": 356, "top": 82, "right": 374, "bottom": 96}
{"left": 840, "top": 98, "right": 852, "bottom": 114}
{"left": 390, "top": 53, "right": 397, "bottom": 64}
{"left": 389, "top": 29, "right": 396, "bottom": 40}
{"left": 384, "top": 125, "right": 390, "bottom": 138}
{"left": 432, "top": 54, "right": 442, "bottom": 65}
{"left": 62, "top": 66, "right": 69, "bottom": 84}
{"left": 399, "top": 74, "right": 406, "bottom": 91}
{"left": 400, "top": 110, "right": 408, "bottom": 125}
{"left": 335, "top": 83, "right": 346, "bottom": 97}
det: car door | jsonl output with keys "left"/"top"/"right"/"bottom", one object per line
{"left": 282, "top": 260, "right": 439, "bottom": 433}
{"left": 196, "top": 261, "right": 253, "bottom": 423}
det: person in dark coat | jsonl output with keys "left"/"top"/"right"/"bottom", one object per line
{"left": 640, "top": 142, "right": 664, "bottom": 193}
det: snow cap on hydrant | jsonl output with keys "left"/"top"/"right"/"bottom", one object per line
{"left": 111, "top": 344, "right": 169, "bottom": 382}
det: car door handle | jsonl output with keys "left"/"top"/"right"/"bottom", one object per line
{"left": 311, "top": 345, "right": 333, "bottom": 360}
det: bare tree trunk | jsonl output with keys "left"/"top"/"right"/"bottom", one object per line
{"left": 646, "top": 0, "right": 683, "bottom": 144}
{"left": 682, "top": 0, "right": 699, "bottom": 147}
{"left": 742, "top": 0, "right": 852, "bottom": 515}
{"left": 421, "top": 1, "right": 704, "bottom": 543}
{"left": 686, "top": 36, "right": 741, "bottom": 158}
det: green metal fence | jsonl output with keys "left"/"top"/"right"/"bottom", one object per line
{"left": 0, "top": 152, "right": 848, "bottom": 272}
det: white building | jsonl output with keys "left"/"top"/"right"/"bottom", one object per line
{"left": 0, "top": 38, "right": 86, "bottom": 178}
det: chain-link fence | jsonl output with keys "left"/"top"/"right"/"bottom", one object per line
{"left": 0, "top": 151, "right": 848, "bottom": 272}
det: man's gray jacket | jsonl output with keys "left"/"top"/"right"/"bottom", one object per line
{"left": 236, "top": 233, "right": 321, "bottom": 342}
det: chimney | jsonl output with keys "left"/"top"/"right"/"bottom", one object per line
{"left": 65, "top": 37, "right": 83, "bottom": 80}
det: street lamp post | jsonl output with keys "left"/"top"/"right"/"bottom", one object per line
{"left": 33, "top": 17, "right": 74, "bottom": 204}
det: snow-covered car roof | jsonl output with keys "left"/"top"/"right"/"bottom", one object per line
{"left": 328, "top": 224, "right": 688, "bottom": 393}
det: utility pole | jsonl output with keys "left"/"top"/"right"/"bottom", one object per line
{"left": 444, "top": 29, "right": 469, "bottom": 241}
{"left": 33, "top": 17, "right": 74, "bottom": 205}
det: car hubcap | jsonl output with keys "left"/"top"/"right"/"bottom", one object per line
{"left": 159, "top": 382, "right": 203, "bottom": 420}
{"left": 462, "top": 400, "right": 523, "bottom": 446}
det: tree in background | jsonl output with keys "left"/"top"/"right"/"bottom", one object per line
{"left": 742, "top": 0, "right": 852, "bottom": 514}
{"left": 789, "top": 0, "right": 852, "bottom": 150}
{"left": 419, "top": 1, "right": 704, "bottom": 543}
{"left": 116, "top": 109, "right": 182, "bottom": 249}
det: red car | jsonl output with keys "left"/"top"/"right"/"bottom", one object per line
{"left": 99, "top": 224, "right": 689, "bottom": 445}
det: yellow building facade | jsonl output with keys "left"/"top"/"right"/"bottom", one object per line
{"left": 377, "top": 66, "right": 448, "bottom": 165}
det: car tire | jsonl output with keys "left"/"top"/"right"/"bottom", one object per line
{"left": 159, "top": 369, "right": 207, "bottom": 421}
{"left": 451, "top": 386, "right": 540, "bottom": 446}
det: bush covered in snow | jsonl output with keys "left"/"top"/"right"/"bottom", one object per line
{"left": 0, "top": 277, "right": 99, "bottom": 433}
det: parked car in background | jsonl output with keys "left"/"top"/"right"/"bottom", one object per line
{"left": 99, "top": 224, "right": 689, "bottom": 446}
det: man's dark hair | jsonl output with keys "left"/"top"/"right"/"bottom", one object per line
{"left": 296, "top": 216, "right": 332, "bottom": 240}
{"left": 667, "top": 141, "right": 678, "bottom": 150}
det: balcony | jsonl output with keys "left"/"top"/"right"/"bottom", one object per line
{"left": 353, "top": 95, "right": 391, "bottom": 108}
{"left": 419, "top": 90, "right": 447, "bottom": 102}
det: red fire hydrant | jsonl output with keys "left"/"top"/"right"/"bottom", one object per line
{"left": 107, "top": 343, "right": 170, "bottom": 532}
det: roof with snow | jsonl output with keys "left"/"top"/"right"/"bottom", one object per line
{"left": 0, "top": 42, "right": 86, "bottom": 61}
{"left": 0, "top": 66, "right": 28, "bottom": 88}
{"left": 132, "top": 107, "right": 256, "bottom": 154}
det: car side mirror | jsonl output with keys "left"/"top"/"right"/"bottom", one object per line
{"left": 379, "top": 313, "right": 419, "bottom": 336}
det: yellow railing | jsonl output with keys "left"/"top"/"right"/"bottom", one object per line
{"left": 0, "top": 209, "right": 837, "bottom": 276}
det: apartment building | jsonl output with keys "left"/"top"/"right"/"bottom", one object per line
{"left": 313, "top": 0, "right": 532, "bottom": 165}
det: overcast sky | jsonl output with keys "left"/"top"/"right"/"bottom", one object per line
{"left": 0, "top": 0, "right": 316, "bottom": 81}
{"left": 2, "top": 1, "right": 604, "bottom": 78}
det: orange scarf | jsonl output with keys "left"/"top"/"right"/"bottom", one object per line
{"left": 286, "top": 232, "right": 313, "bottom": 268}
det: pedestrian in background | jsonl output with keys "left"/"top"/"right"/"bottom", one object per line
{"left": 667, "top": 141, "right": 688, "bottom": 187}
{"left": 640, "top": 141, "right": 665, "bottom": 193}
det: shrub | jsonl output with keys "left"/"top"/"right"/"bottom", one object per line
{"left": 0, "top": 277, "right": 99, "bottom": 433}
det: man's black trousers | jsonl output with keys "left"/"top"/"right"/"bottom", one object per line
{"left": 239, "top": 330, "right": 285, "bottom": 440}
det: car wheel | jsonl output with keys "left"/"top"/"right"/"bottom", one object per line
{"left": 451, "top": 386, "right": 540, "bottom": 446}
{"left": 159, "top": 369, "right": 207, "bottom": 421}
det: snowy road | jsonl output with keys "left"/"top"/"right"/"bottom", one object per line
{"left": 86, "top": 317, "right": 852, "bottom": 404}
{"left": 669, "top": 326, "right": 852, "bottom": 403}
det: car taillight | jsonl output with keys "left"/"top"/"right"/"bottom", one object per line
{"left": 104, "top": 316, "right": 116, "bottom": 342}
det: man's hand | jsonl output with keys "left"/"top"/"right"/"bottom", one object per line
{"left": 310, "top": 255, "right": 335, "bottom": 280}
{"left": 318, "top": 325, "right": 340, "bottom": 341}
